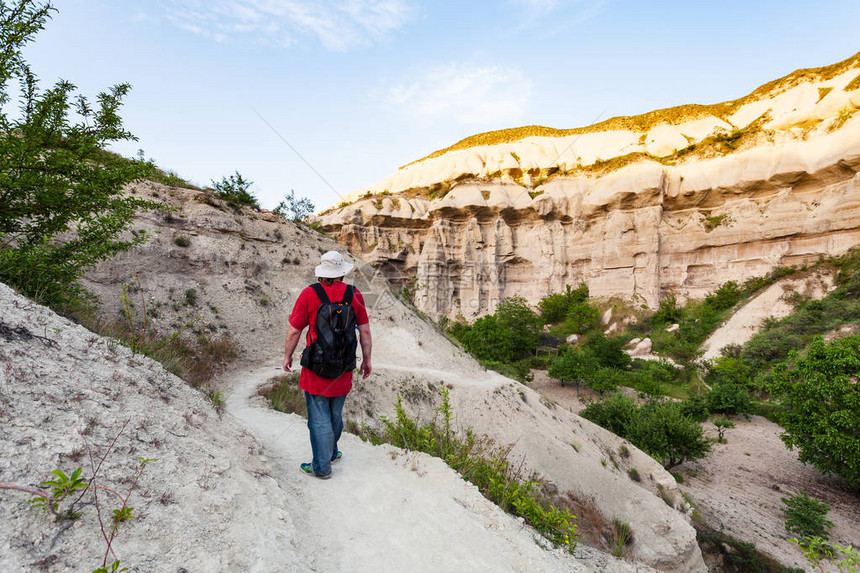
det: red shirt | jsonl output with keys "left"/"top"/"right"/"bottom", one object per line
{"left": 289, "top": 282, "right": 369, "bottom": 397}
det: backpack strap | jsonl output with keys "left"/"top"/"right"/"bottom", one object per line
{"left": 311, "top": 283, "right": 355, "bottom": 305}
{"left": 310, "top": 283, "right": 330, "bottom": 304}
{"left": 343, "top": 285, "right": 355, "bottom": 305}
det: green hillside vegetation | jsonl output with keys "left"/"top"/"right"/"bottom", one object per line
{"left": 444, "top": 248, "right": 860, "bottom": 488}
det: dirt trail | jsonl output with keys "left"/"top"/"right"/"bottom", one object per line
{"left": 222, "top": 362, "right": 640, "bottom": 573}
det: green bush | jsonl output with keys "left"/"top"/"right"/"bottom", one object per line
{"left": 628, "top": 401, "right": 711, "bottom": 469}
{"left": 563, "top": 302, "right": 601, "bottom": 334}
{"left": 705, "top": 281, "right": 742, "bottom": 311}
{"left": 707, "top": 356, "right": 753, "bottom": 388}
{"left": 537, "top": 283, "right": 588, "bottom": 323}
{"left": 362, "top": 391, "right": 578, "bottom": 552}
{"left": 651, "top": 293, "right": 682, "bottom": 325}
{"left": 680, "top": 394, "right": 709, "bottom": 422}
{"left": 263, "top": 373, "right": 307, "bottom": 418}
{"left": 588, "top": 368, "right": 623, "bottom": 395}
{"left": 461, "top": 315, "right": 514, "bottom": 363}
{"left": 582, "top": 394, "right": 711, "bottom": 469}
{"left": 705, "top": 383, "right": 752, "bottom": 417}
{"left": 273, "top": 189, "right": 315, "bottom": 222}
{"left": 211, "top": 171, "right": 259, "bottom": 208}
{"left": 495, "top": 296, "right": 542, "bottom": 358}
{"left": 584, "top": 334, "right": 631, "bottom": 370}
{"left": 548, "top": 347, "right": 598, "bottom": 387}
{"left": 781, "top": 492, "right": 833, "bottom": 540}
{"left": 460, "top": 297, "right": 542, "bottom": 363}
{"left": 580, "top": 393, "right": 638, "bottom": 437}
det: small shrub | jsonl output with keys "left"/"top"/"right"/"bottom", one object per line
{"left": 262, "top": 373, "right": 307, "bottom": 418}
{"left": 173, "top": 235, "right": 191, "bottom": 248}
{"left": 782, "top": 492, "right": 833, "bottom": 540}
{"left": 184, "top": 288, "right": 198, "bottom": 307}
{"left": 563, "top": 302, "right": 601, "bottom": 334}
{"left": 703, "top": 213, "right": 731, "bottom": 231}
{"left": 537, "top": 283, "right": 589, "bottom": 323}
{"left": 609, "top": 518, "right": 633, "bottom": 558}
{"left": 627, "top": 467, "right": 641, "bottom": 482}
{"left": 829, "top": 106, "right": 856, "bottom": 132}
{"left": 712, "top": 416, "right": 736, "bottom": 443}
{"left": 274, "top": 189, "right": 315, "bottom": 221}
{"left": 705, "top": 383, "right": 752, "bottom": 417}
{"left": 584, "top": 334, "right": 631, "bottom": 370}
{"left": 359, "top": 390, "right": 578, "bottom": 552}
{"left": 211, "top": 171, "right": 259, "bottom": 208}
{"left": 548, "top": 347, "right": 598, "bottom": 387}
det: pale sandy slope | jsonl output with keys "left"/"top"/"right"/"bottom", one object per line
{"left": 700, "top": 270, "right": 835, "bottom": 361}
{"left": 0, "top": 282, "right": 648, "bottom": 573}
{"left": 222, "top": 363, "right": 651, "bottom": 573}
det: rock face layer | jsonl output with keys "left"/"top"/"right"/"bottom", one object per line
{"left": 319, "top": 56, "right": 860, "bottom": 319}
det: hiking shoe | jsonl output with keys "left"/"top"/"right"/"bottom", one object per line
{"left": 300, "top": 462, "right": 331, "bottom": 480}
{"left": 331, "top": 451, "right": 342, "bottom": 464}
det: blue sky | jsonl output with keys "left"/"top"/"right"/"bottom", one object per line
{"left": 21, "top": 1, "right": 860, "bottom": 210}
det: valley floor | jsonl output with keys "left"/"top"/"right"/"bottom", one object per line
{"left": 527, "top": 371, "right": 860, "bottom": 572}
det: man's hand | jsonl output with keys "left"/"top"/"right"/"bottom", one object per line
{"left": 360, "top": 360, "right": 372, "bottom": 379}
{"left": 283, "top": 324, "right": 303, "bottom": 373}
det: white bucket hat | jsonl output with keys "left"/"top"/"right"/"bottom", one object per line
{"left": 315, "top": 250, "right": 354, "bottom": 278}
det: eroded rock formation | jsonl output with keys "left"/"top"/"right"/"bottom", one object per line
{"left": 319, "top": 54, "right": 860, "bottom": 320}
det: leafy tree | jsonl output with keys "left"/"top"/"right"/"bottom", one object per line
{"left": 630, "top": 401, "right": 711, "bottom": 469}
{"left": 708, "top": 355, "right": 753, "bottom": 388}
{"left": 460, "top": 314, "right": 512, "bottom": 363}
{"left": 781, "top": 492, "right": 833, "bottom": 540}
{"left": 538, "top": 283, "right": 588, "bottom": 323}
{"left": 211, "top": 171, "right": 258, "bottom": 208}
{"left": 563, "top": 301, "right": 600, "bottom": 334}
{"left": 548, "top": 347, "right": 598, "bottom": 388}
{"left": 588, "top": 368, "right": 624, "bottom": 395}
{"left": 705, "top": 383, "right": 752, "bottom": 417}
{"left": 583, "top": 395, "right": 711, "bottom": 469}
{"left": 771, "top": 335, "right": 860, "bottom": 487}
{"left": 580, "top": 393, "right": 638, "bottom": 437}
{"left": 494, "top": 296, "right": 542, "bottom": 359}
{"left": 0, "top": 1, "right": 163, "bottom": 305}
{"left": 651, "top": 293, "right": 682, "bottom": 324}
{"left": 584, "top": 334, "right": 632, "bottom": 370}
{"left": 679, "top": 393, "right": 709, "bottom": 422}
{"left": 705, "top": 280, "right": 742, "bottom": 311}
{"left": 274, "top": 189, "right": 315, "bottom": 222}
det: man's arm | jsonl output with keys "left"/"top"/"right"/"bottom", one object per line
{"left": 283, "top": 324, "right": 303, "bottom": 371}
{"left": 358, "top": 323, "right": 372, "bottom": 379}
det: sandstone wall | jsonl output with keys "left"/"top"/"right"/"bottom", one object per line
{"left": 320, "top": 123, "right": 860, "bottom": 320}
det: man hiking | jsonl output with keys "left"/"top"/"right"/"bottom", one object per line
{"left": 283, "top": 250, "right": 372, "bottom": 479}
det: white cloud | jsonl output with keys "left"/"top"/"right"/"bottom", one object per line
{"left": 161, "top": 0, "right": 414, "bottom": 51}
{"left": 387, "top": 63, "right": 533, "bottom": 126}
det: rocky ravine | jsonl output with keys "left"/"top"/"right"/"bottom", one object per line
{"left": 73, "top": 184, "right": 705, "bottom": 571}
{"left": 318, "top": 54, "right": 860, "bottom": 320}
{"left": 0, "top": 282, "right": 662, "bottom": 572}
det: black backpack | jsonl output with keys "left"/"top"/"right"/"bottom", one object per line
{"left": 300, "top": 283, "right": 358, "bottom": 379}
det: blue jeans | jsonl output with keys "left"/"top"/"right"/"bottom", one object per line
{"left": 304, "top": 392, "right": 346, "bottom": 477}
